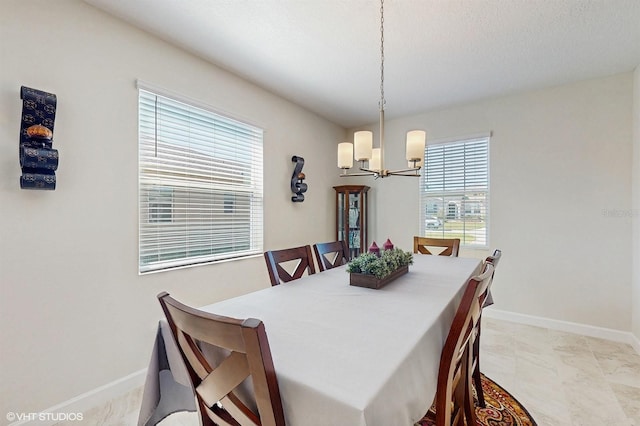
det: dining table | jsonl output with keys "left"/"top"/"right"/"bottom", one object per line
{"left": 139, "top": 254, "right": 483, "bottom": 426}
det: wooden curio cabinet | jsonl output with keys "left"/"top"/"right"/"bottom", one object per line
{"left": 333, "top": 185, "right": 369, "bottom": 259}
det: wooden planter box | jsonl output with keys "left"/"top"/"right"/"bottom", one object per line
{"left": 349, "top": 265, "right": 409, "bottom": 289}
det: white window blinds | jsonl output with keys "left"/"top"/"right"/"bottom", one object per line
{"left": 420, "top": 135, "right": 489, "bottom": 247}
{"left": 138, "top": 89, "right": 263, "bottom": 273}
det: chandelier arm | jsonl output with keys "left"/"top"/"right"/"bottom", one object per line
{"left": 388, "top": 167, "right": 421, "bottom": 172}
{"left": 340, "top": 171, "right": 377, "bottom": 177}
{"left": 359, "top": 166, "right": 378, "bottom": 173}
{"left": 387, "top": 170, "right": 422, "bottom": 177}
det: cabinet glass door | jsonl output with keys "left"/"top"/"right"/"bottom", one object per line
{"left": 337, "top": 192, "right": 345, "bottom": 242}
{"left": 334, "top": 185, "right": 369, "bottom": 260}
{"left": 348, "top": 193, "right": 361, "bottom": 258}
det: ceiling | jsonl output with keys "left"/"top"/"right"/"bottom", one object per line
{"left": 85, "top": 0, "right": 640, "bottom": 128}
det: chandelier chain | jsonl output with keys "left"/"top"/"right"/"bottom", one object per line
{"left": 379, "top": 0, "right": 385, "bottom": 111}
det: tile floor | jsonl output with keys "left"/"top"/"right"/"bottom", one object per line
{"left": 479, "top": 317, "right": 640, "bottom": 426}
{"left": 64, "top": 318, "right": 640, "bottom": 425}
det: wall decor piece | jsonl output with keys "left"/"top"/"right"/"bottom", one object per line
{"left": 19, "top": 86, "right": 58, "bottom": 190}
{"left": 290, "top": 155, "right": 307, "bottom": 202}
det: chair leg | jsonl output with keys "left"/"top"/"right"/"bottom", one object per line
{"left": 463, "top": 351, "right": 478, "bottom": 426}
{"left": 472, "top": 361, "right": 485, "bottom": 408}
{"left": 473, "top": 325, "right": 486, "bottom": 408}
{"left": 199, "top": 399, "right": 218, "bottom": 426}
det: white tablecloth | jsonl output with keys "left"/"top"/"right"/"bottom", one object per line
{"left": 138, "top": 321, "right": 197, "bottom": 426}
{"left": 199, "top": 255, "right": 482, "bottom": 426}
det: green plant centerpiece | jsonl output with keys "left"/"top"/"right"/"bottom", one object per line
{"left": 347, "top": 248, "right": 413, "bottom": 289}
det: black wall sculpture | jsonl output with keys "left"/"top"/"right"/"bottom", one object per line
{"left": 19, "top": 86, "right": 59, "bottom": 190}
{"left": 291, "top": 156, "right": 307, "bottom": 202}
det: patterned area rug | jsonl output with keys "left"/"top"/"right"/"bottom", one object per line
{"left": 416, "top": 374, "right": 537, "bottom": 426}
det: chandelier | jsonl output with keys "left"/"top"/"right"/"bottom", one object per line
{"left": 338, "top": 0, "right": 426, "bottom": 179}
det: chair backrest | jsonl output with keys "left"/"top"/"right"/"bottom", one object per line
{"left": 158, "top": 292, "right": 285, "bottom": 426}
{"left": 471, "top": 250, "right": 502, "bottom": 408}
{"left": 413, "top": 237, "right": 460, "bottom": 257}
{"left": 486, "top": 249, "right": 502, "bottom": 268}
{"left": 481, "top": 249, "right": 501, "bottom": 307}
{"left": 263, "top": 245, "right": 316, "bottom": 286}
{"left": 435, "top": 262, "right": 495, "bottom": 426}
{"left": 313, "top": 240, "right": 349, "bottom": 272}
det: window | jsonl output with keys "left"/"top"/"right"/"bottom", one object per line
{"left": 420, "top": 134, "right": 489, "bottom": 247}
{"left": 138, "top": 88, "right": 263, "bottom": 273}
{"left": 223, "top": 193, "right": 235, "bottom": 214}
{"left": 148, "top": 187, "right": 173, "bottom": 223}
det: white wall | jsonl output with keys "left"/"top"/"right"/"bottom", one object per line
{"left": 360, "top": 74, "right": 634, "bottom": 331}
{"left": 0, "top": 0, "right": 344, "bottom": 417}
{"left": 633, "top": 65, "right": 640, "bottom": 341}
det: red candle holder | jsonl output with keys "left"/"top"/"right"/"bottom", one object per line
{"left": 368, "top": 241, "right": 380, "bottom": 256}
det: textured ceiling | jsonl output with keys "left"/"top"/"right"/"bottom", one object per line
{"left": 85, "top": 0, "right": 640, "bottom": 128}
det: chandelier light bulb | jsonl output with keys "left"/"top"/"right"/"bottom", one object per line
{"left": 354, "top": 131, "right": 373, "bottom": 161}
{"left": 406, "top": 130, "right": 426, "bottom": 162}
{"left": 370, "top": 148, "right": 382, "bottom": 171}
{"left": 338, "top": 142, "right": 354, "bottom": 169}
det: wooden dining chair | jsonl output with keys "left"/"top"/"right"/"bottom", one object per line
{"left": 263, "top": 245, "right": 316, "bottom": 286}
{"left": 471, "top": 249, "right": 502, "bottom": 408}
{"left": 313, "top": 240, "right": 349, "bottom": 272}
{"left": 158, "top": 292, "right": 285, "bottom": 426}
{"left": 423, "top": 262, "right": 495, "bottom": 426}
{"left": 413, "top": 237, "right": 460, "bottom": 257}
{"left": 481, "top": 249, "right": 502, "bottom": 307}
{"left": 486, "top": 249, "right": 502, "bottom": 268}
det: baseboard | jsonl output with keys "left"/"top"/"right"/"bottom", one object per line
{"left": 631, "top": 332, "right": 640, "bottom": 354}
{"left": 9, "top": 368, "right": 146, "bottom": 426}
{"left": 483, "top": 308, "right": 640, "bottom": 354}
